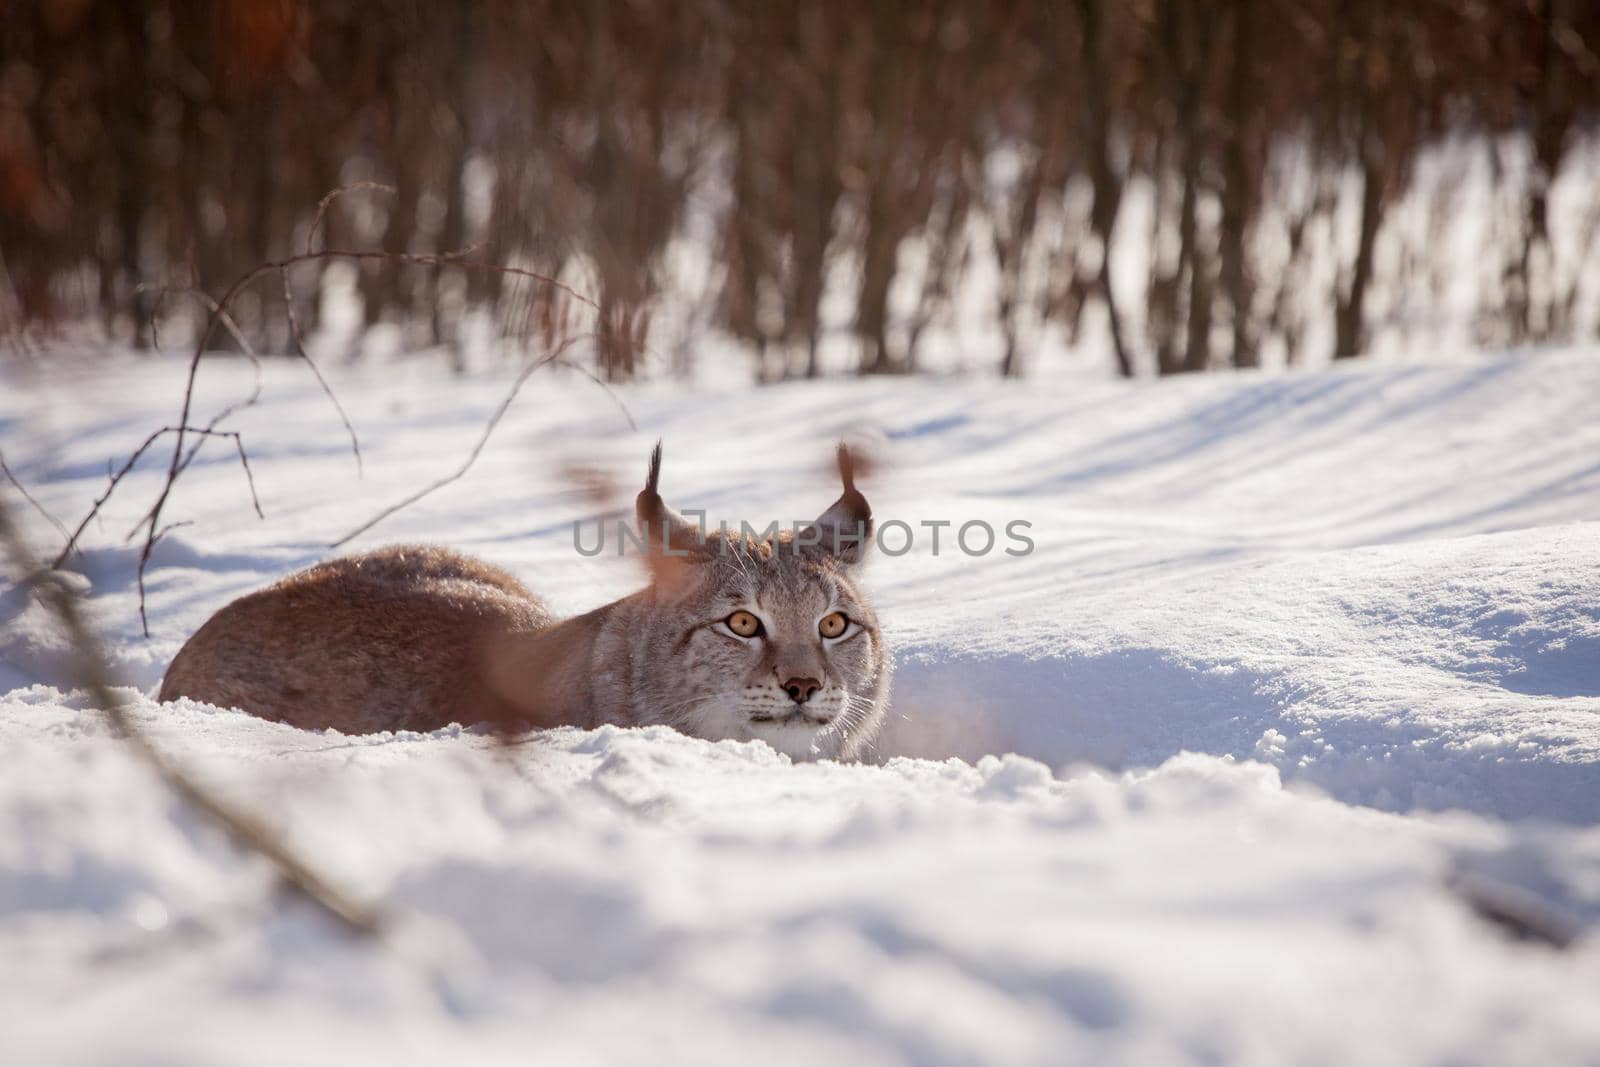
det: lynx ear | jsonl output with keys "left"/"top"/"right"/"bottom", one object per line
{"left": 634, "top": 442, "right": 703, "bottom": 579}
{"left": 803, "top": 442, "right": 873, "bottom": 565}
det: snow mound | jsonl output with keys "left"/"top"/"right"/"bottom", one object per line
{"left": 3, "top": 695, "right": 1600, "bottom": 1065}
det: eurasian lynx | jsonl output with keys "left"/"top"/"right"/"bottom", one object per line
{"left": 159, "top": 445, "right": 890, "bottom": 760}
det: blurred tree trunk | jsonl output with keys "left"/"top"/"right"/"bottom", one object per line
{"left": 1075, "top": 0, "right": 1134, "bottom": 379}
{"left": 1514, "top": 0, "right": 1575, "bottom": 341}
{"left": 995, "top": 142, "right": 1049, "bottom": 379}
{"left": 98, "top": 3, "right": 148, "bottom": 347}
{"left": 1147, "top": 129, "right": 1183, "bottom": 376}
{"left": 856, "top": 10, "right": 910, "bottom": 376}
{"left": 1333, "top": 8, "right": 1385, "bottom": 362}
{"left": 788, "top": 6, "right": 843, "bottom": 380}
{"left": 1156, "top": 0, "right": 1218, "bottom": 375}
{"left": 1219, "top": 0, "right": 1258, "bottom": 369}
{"left": 1334, "top": 140, "right": 1383, "bottom": 361}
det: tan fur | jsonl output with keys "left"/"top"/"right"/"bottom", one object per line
{"left": 158, "top": 545, "right": 556, "bottom": 733}
{"left": 160, "top": 449, "right": 891, "bottom": 759}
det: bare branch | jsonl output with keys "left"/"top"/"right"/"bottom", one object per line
{"left": 555, "top": 358, "right": 640, "bottom": 432}
{"left": 0, "top": 448, "right": 69, "bottom": 543}
{"left": 55, "top": 428, "right": 172, "bottom": 570}
{"left": 152, "top": 519, "right": 196, "bottom": 545}
{"left": 54, "top": 426, "right": 263, "bottom": 573}
{"left": 0, "top": 492, "right": 384, "bottom": 937}
{"left": 331, "top": 333, "right": 596, "bottom": 548}
{"left": 281, "top": 265, "right": 363, "bottom": 476}
{"left": 127, "top": 426, "right": 264, "bottom": 636}
{"left": 222, "top": 433, "right": 265, "bottom": 519}
{"left": 307, "top": 181, "right": 397, "bottom": 256}
{"left": 67, "top": 229, "right": 602, "bottom": 636}
{"left": 137, "top": 282, "right": 265, "bottom": 411}
{"left": 177, "top": 289, "right": 265, "bottom": 428}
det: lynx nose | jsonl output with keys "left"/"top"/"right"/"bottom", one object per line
{"left": 783, "top": 677, "right": 822, "bottom": 704}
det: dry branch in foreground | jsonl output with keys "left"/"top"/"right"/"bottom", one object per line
{"left": 0, "top": 490, "right": 384, "bottom": 937}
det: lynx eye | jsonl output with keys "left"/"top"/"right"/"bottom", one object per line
{"left": 818, "top": 612, "right": 849, "bottom": 639}
{"left": 725, "top": 610, "right": 763, "bottom": 638}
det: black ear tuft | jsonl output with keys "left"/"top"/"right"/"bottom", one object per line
{"left": 644, "top": 440, "right": 663, "bottom": 497}
{"left": 635, "top": 440, "right": 667, "bottom": 530}
{"left": 633, "top": 441, "right": 702, "bottom": 579}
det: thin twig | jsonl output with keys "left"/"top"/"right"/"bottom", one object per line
{"left": 161, "top": 431, "right": 266, "bottom": 531}
{"left": 307, "top": 181, "right": 396, "bottom": 256}
{"left": 53, "top": 427, "right": 262, "bottom": 571}
{"left": 331, "top": 333, "right": 596, "bottom": 548}
{"left": 180, "top": 289, "right": 265, "bottom": 429}
{"left": 138, "top": 282, "right": 265, "bottom": 414}
{"left": 0, "top": 448, "right": 69, "bottom": 543}
{"left": 437, "top": 240, "right": 487, "bottom": 261}
{"left": 149, "top": 281, "right": 347, "bottom": 477}
{"left": 281, "top": 265, "right": 363, "bottom": 476}
{"left": 97, "top": 239, "right": 598, "bottom": 636}
{"left": 0, "top": 493, "right": 384, "bottom": 936}
{"left": 142, "top": 283, "right": 270, "bottom": 499}
{"left": 555, "top": 358, "right": 640, "bottom": 432}
{"left": 55, "top": 428, "right": 171, "bottom": 570}
{"left": 152, "top": 519, "right": 195, "bottom": 546}
{"left": 230, "top": 434, "right": 264, "bottom": 517}
{"left": 125, "top": 428, "right": 263, "bottom": 636}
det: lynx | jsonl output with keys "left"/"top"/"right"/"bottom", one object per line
{"left": 159, "top": 445, "right": 890, "bottom": 761}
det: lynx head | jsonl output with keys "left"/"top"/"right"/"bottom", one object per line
{"left": 627, "top": 443, "right": 890, "bottom": 761}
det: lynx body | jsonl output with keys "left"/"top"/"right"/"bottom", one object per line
{"left": 159, "top": 446, "right": 890, "bottom": 761}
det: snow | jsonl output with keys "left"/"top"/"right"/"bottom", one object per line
{"left": 3, "top": 347, "right": 1600, "bottom": 1063}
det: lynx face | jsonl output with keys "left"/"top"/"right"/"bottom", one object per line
{"left": 625, "top": 444, "right": 890, "bottom": 761}
{"left": 645, "top": 535, "right": 888, "bottom": 760}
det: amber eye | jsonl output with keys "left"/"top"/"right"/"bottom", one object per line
{"left": 818, "top": 612, "right": 849, "bottom": 639}
{"left": 725, "top": 610, "right": 763, "bottom": 638}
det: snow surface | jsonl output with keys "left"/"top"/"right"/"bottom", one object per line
{"left": 3, "top": 348, "right": 1600, "bottom": 1063}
